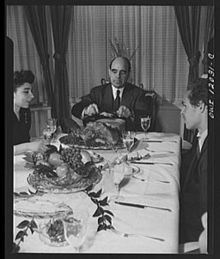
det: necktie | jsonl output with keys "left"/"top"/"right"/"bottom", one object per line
{"left": 114, "top": 90, "right": 121, "bottom": 111}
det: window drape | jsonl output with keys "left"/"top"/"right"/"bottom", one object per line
{"left": 174, "top": 6, "right": 202, "bottom": 86}
{"left": 49, "top": 6, "right": 72, "bottom": 129}
{"left": 6, "top": 6, "right": 47, "bottom": 105}
{"left": 23, "top": 6, "right": 56, "bottom": 117}
{"left": 67, "top": 6, "right": 189, "bottom": 105}
{"left": 201, "top": 6, "right": 214, "bottom": 73}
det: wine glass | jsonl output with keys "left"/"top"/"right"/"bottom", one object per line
{"left": 122, "top": 131, "right": 135, "bottom": 153}
{"left": 113, "top": 164, "right": 126, "bottom": 199}
{"left": 141, "top": 116, "right": 151, "bottom": 139}
{"left": 63, "top": 209, "right": 89, "bottom": 253}
{"left": 42, "top": 118, "right": 57, "bottom": 144}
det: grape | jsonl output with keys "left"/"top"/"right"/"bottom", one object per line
{"left": 60, "top": 147, "right": 84, "bottom": 171}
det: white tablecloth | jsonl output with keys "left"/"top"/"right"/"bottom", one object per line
{"left": 13, "top": 132, "right": 181, "bottom": 253}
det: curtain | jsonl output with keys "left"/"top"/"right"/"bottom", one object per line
{"left": 24, "top": 6, "right": 57, "bottom": 118}
{"left": 67, "top": 6, "right": 189, "bottom": 106}
{"left": 6, "top": 6, "right": 47, "bottom": 105}
{"left": 49, "top": 6, "right": 72, "bottom": 129}
{"left": 201, "top": 6, "right": 214, "bottom": 73}
{"left": 174, "top": 6, "right": 202, "bottom": 86}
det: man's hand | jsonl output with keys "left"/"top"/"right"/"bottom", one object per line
{"left": 116, "top": 105, "right": 132, "bottom": 118}
{"left": 83, "top": 103, "right": 99, "bottom": 117}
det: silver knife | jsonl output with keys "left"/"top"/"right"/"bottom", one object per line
{"left": 114, "top": 201, "right": 172, "bottom": 212}
{"left": 130, "top": 161, "right": 173, "bottom": 166}
{"left": 143, "top": 140, "right": 177, "bottom": 143}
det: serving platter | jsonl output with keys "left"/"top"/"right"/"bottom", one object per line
{"left": 14, "top": 198, "right": 73, "bottom": 219}
{"left": 59, "top": 135, "right": 125, "bottom": 150}
{"left": 27, "top": 167, "right": 102, "bottom": 194}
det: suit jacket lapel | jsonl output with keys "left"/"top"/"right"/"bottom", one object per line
{"left": 183, "top": 135, "right": 208, "bottom": 190}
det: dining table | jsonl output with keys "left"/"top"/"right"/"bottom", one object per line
{"left": 13, "top": 132, "right": 181, "bottom": 253}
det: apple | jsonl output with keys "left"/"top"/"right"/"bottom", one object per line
{"left": 48, "top": 152, "right": 63, "bottom": 167}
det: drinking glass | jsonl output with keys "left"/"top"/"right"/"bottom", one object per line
{"left": 141, "top": 116, "right": 151, "bottom": 138}
{"left": 42, "top": 118, "right": 57, "bottom": 143}
{"left": 63, "top": 209, "right": 89, "bottom": 253}
{"left": 122, "top": 131, "right": 135, "bottom": 153}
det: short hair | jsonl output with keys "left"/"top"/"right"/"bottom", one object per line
{"left": 14, "top": 70, "right": 35, "bottom": 91}
{"left": 109, "top": 56, "right": 131, "bottom": 72}
{"left": 187, "top": 78, "right": 208, "bottom": 106}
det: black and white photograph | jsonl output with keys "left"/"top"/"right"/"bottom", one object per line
{"left": 5, "top": 0, "right": 215, "bottom": 256}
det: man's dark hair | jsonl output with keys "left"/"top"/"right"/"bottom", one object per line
{"left": 14, "top": 70, "right": 35, "bottom": 91}
{"left": 188, "top": 78, "right": 208, "bottom": 106}
{"left": 109, "top": 56, "right": 131, "bottom": 72}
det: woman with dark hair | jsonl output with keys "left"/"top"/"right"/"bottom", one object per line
{"left": 13, "top": 70, "right": 46, "bottom": 154}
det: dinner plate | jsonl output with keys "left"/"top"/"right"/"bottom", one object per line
{"left": 14, "top": 198, "right": 73, "bottom": 219}
{"left": 27, "top": 169, "right": 102, "bottom": 194}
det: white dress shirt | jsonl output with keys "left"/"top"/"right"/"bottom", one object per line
{"left": 111, "top": 85, "right": 124, "bottom": 100}
{"left": 197, "top": 129, "right": 208, "bottom": 152}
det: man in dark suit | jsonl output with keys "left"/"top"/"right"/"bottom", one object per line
{"left": 71, "top": 56, "right": 151, "bottom": 131}
{"left": 179, "top": 78, "right": 208, "bottom": 243}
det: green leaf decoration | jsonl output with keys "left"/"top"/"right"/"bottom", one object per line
{"left": 99, "top": 197, "right": 108, "bottom": 206}
{"left": 30, "top": 220, "right": 38, "bottom": 229}
{"left": 85, "top": 185, "right": 93, "bottom": 193}
{"left": 98, "top": 216, "right": 105, "bottom": 225}
{"left": 97, "top": 224, "right": 106, "bottom": 232}
{"left": 17, "top": 220, "right": 30, "bottom": 229}
{"left": 15, "top": 230, "right": 25, "bottom": 240}
{"left": 93, "top": 207, "right": 103, "bottom": 217}
{"left": 104, "top": 214, "right": 112, "bottom": 224}
{"left": 103, "top": 210, "right": 114, "bottom": 216}
{"left": 29, "top": 227, "right": 34, "bottom": 234}
{"left": 91, "top": 197, "right": 98, "bottom": 205}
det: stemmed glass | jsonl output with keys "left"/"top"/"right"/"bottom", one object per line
{"left": 141, "top": 116, "right": 151, "bottom": 139}
{"left": 63, "top": 209, "right": 89, "bottom": 253}
{"left": 113, "top": 163, "right": 126, "bottom": 199}
{"left": 42, "top": 118, "right": 57, "bottom": 144}
{"left": 122, "top": 131, "right": 135, "bottom": 154}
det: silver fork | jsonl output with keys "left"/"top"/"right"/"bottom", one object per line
{"left": 144, "top": 147, "right": 174, "bottom": 154}
{"left": 111, "top": 228, "right": 165, "bottom": 242}
{"left": 132, "top": 175, "right": 170, "bottom": 184}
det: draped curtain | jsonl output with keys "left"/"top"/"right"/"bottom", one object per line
{"left": 49, "top": 6, "right": 72, "bottom": 129}
{"left": 201, "top": 6, "right": 214, "bottom": 73}
{"left": 67, "top": 6, "right": 189, "bottom": 105}
{"left": 6, "top": 6, "right": 48, "bottom": 105}
{"left": 174, "top": 6, "right": 202, "bottom": 86}
{"left": 23, "top": 6, "right": 56, "bottom": 118}
{"left": 7, "top": 5, "right": 213, "bottom": 115}
{"left": 174, "top": 5, "right": 214, "bottom": 142}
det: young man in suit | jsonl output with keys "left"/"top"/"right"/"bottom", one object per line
{"left": 71, "top": 56, "right": 151, "bottom": 131}
{"left": 179, "top": 78, "right": 208, "bottom": 243}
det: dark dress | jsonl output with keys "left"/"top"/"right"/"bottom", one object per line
{"left": 71, "top": 83, "right": 152, "bottom": 131}
{"left": 13, "top": 108, "right": 31, "bottom": 145}
{"left": 179, "top": 136, "right": 208, "bottom": 243}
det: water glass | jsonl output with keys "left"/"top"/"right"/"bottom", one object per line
{"left": 63, "top": 208, "right": 89, "bottom": 253}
